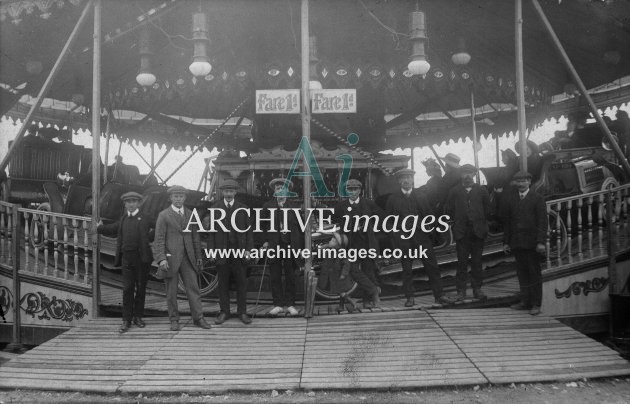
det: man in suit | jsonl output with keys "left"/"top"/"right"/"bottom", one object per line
{"left": 500, "top": 171, "right": 547, "bottom": 316}
{"left": 262, "top": 178, "right": 302, "bottom": 316}
{"left": 386, "top": 169, "right": 455, "bottom": 307}
{"left": 208, "top": 179, "right": 254, "bottom": 325}
{"left": 335, "top": 179, "right": 382, "bottom": 309}
{"left": 154, "top": 185, "right": 210, "bottom": 331}
{"left": 445, "top": 164, "right": 491, "bottom": 301}
{"left": 97, "top": 192, "right": 152, "bottom": 333}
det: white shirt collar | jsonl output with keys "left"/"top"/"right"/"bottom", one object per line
{"left": 519, "top": 188, "right": 530, "bottom": 198}
{"left": 223, "top": 199, "right": 233, "bottom": 207}
{"left": 171, "top": 205, "right": 184, "bottom": 214}
{"left": 350, "top": 197, "right": 360, "bottom": 205}
{"left": 127, "top": 208, "right": 139, "bottom": 217}
{"left": 402, "top": 188, "right": 412, "bottom": 196}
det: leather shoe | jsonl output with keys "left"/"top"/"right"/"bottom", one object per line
{"left": 215, "top": 312, "right": 229, "bottom": 325}
{"left": 238, "top": 313, "right": 252, "bottom": 324}
{"left": 193, "top": 318, "right": 211, "bottom": 329}
{"left": 133, "top": 317, "right": 146, "bottom": 328}
{"left": 119, "top": 321, "right": 130, "bottom": 333}
{"left": 455, "top": 291, "right": 466, "bottom": 302}
{"left": 435, "top": 295, "right": 456, "bottom": 305}
{"left": 404, "top": 297, "right": 415, "bottom": 307}
{"left": 529, "top": 306, "right": 541, "bottom": 316}
{"left": 510, "top": 302, "right": 530, "bottom": 310}
{"left": 170, "top": 321, "right": 179, "bottom": 331}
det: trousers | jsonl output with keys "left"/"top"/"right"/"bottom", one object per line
{"left": 217, "top": 257, "right": 247, "bottom": 315}
{"left": 121, "top": 251, "right": 149, "bottom": 321}
{"left": 455, "top": 226, "right": 485, "bottom": 292}
{"left": 513, "top": 249, "right": 543, "bottom": 307}
{"left": 401, "top": 240, "right": 443, "bottom": 299}
{"left": 165, "top": 256, "right": 204, "bottom": 322}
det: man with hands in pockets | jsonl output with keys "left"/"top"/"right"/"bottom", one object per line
{"left": 154, "top": 185, "right": 211, "bottom": 331}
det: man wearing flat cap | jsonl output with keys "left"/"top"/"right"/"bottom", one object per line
{"left": 154, "top": 185, "right": 211, "bottom": 331}
{"left": 261, "top": 178, "right": 302, "bottom": 316}
{"left": 500, "top": 170, "right": 547, "bottom": 316}
{"left": 386, "top": 168, "right": 455, "bottom": 307}
{"left": 334, "top": 178, "right": 382, "bottom": 309}
{"left": 97, "top": 192, "right": 152, "bottom": 333}
{"left": 445, "top": 164, "right": 491, "bottom": 301}
{"left": 435, "top": 153, "right": 461, "bottom": 212}
{"left": 207, "top": 179, "right": 254, "bottom": 324}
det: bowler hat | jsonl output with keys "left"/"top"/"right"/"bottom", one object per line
{"left": 219, "top": 179, "right": 240, "bottom": 190}
{"left": 167, "top": 185, "right": 188, "bottom": 194}
{"left": 269, "top": 178, "right": 293, "bottom": 189}
{"left": 395, "top": 168, "right": 415, "bottom": 177}
{"left": 120, "top": 191, "right": 143, "bottom": 202}
{"left": 346, "top": 179, "right": 362, "bottom": 189}
{"left": 443, "top": 153, "right": 461, "bottom": 168}
{"left": 460, "top": 164, "right": 477, "bottom": 174}
{"left": 513, "top": 170, "right": 532, "bottom": 180}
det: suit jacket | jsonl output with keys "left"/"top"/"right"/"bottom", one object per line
{"left": 500, "top": 189, "right": 547, "bottom": 250}
{"left": 261, "top": 199, "right": 303, "bottom": 249}
{"left": 153, "top": 206, "right": 201, "bottom": 276}
{"left": 334, "top": 198, "right": 383, "bottom": 252}
{"left": 385, "top": 189, "right": 434, "bottom": 248}
{"left": 445, "top": 184, "right": 491, "bottom": 240}
{"left": 97, "top": 212, "right": 153, "bottom": 267}
{"left": 206, "top": 200, "right": 254, "bottom": 264}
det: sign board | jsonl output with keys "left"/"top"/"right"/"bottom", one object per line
{"left": 256, "top": 89, "right": 300, "bottom": 114}
{"left": 311, "top": 89, "right": 356, "bottom": 114}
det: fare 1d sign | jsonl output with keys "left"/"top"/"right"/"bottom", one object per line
{"left": 255, "top": 89, "right": 356, "bottom": 114}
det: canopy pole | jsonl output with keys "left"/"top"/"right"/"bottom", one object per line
{"left": 91, "top": 0, "right": 102, "bottom": 318}
{"left": 301, "top": 0, "right": 315, "bottom": 318}
{"left": 142, "top": 147, "right": 172, "bottom": 186}
{"left": 0, "top": 0, "right": 94, "bottom": 173}
{"left": 428, "top": 145, "right": 446, "bottom": 171}
{"left": 496, "top": 136, "right": 501, "bottom": 167}
{"left": 530, "top": 0, "right": 630, "bottom": 178}
{"left": 102, "top": 112, "right": 112, "bottom": 185}
{"left": 515, "top": 0, "right": 528, "bottom": 174}
{"left": 471, "top": 91, "right": 480, "bottom": 184}
{"left": 128, "top": 143, "right": 165, "bottom": 183}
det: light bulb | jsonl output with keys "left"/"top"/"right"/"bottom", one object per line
{"left": 189, "top": 61, "right": 212, "bottom": 77}
{"left": 407, "top": 59, "right": 431, "bottom": 76}
{"left": 451, "top": 52, "right": 471, "bottom": 66}
{"left": 309, "top": 80, "right": 323, "bottom": 90}
{"left": 136, "top": 72, "right": 157, "bottom": 87}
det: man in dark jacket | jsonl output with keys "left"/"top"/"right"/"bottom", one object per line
{"left": 500, "top": 171, "right": 547, "bottom": 316}
{"left": 97, "top": 192, "right": 152, "bottom": 333}
{"left": 335, "top": 179, "right": 382, "bottom": 308}
{"left": 385, "top": 168, "right": 455, "bottom": 307}
{"left": 445, "top": 164, "right": 490, "bottom": 301}
{"left": 262, "top": 178, "right": 302, "bottom": 316}
{"left": 208, "top": 179, "right": 254, "bottom": 324}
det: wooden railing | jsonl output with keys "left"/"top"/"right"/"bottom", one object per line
{"left": 545, "top": 183, "right": 630, "bottom": 269}
{"left": 0, "top": 201, "right": 93, "bottom": 285}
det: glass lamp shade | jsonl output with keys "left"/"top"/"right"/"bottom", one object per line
{"left": 136, "top": 72, "right": 157, "bottom": 87}
{"left": 407, "top": 59, "right": 431, "bottom": 76}
{"left": 189, "top": 61, "right": 212, "bottom": 77}
{"left": 309, "top": 80, "right": 323, "bottom": 90}
{"left": 451, "top": 52, "right": 471, "bottom": 65}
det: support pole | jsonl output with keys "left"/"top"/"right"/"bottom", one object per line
{"left": 515, "top": 0, "right": 528, "bottom": 173}
{"left": 128, "top": 143, "right": 165, "bottom": 183}
{"left": 142, "top": 147, "right": 172, "bottom": 186}
{"left": 0, "top": 0, "right": 94, "bottom": 173}
{"left": 91, "top": 0, "right": 102, "bottom": 318}
{"left": 496, "top": 136, "right": 501, "bottom": 167}
{"left": 102, "top": 112, "right": 112, "bottom": 185}
{"left": 301, "top": 0, "right": 314, "bottom": 318}
{"left": 471, "top": 91, "right": 481, "bottom": 184}
{"left": 530, "top": 0, "right": 630, "bottom": 179}
{"left": 7, "top": 208, "right": 23, "bottom": 352}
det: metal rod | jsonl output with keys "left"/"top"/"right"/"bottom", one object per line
{"left": 142, "top": 147, "right": 172, "bottom": 186}
{"left": 530, "top": 0, "right": 630, "bottom": 178}
{"left": 515, "top": 0, "right": 528, "bottom": 173}
{"left": 0, "top": 0, "right": 94, "bottom": 172}
{"left": 102, "top": 112, "right": 112, "bottom": 185}
{"left": 11, "top": 208, "right": 21, "bottom": 350}
{"left": 301, "top": 0, "right": 314, "bottom": 318}
{"left": 428, "top": 145, "right": 446, "bottom": 171}
{"left": 128, "top": 142, "right": 165, "bottom": 183}
{"left": 471, "top": 91, "right": 480, "bottom": 184}
{"left": 91, "top": 0, "right": 102, "bottom": 319}
{"left": 496, "top": 136, "right": 501, "bottom": 167}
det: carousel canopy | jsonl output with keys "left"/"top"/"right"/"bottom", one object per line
{"left": 1, "top": 0, "right": 630, "bottom": 152}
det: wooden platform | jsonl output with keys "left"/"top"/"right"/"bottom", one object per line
{"left": 1, "top": 308, "right": 628, "bottom": 393}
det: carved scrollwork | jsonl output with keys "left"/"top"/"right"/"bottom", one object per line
{"left": 554, "top": 277, "right": 609, "bottom": 299}
{"left": 20, "top": 291, "right": 88, "bottom": 322}
{"left": 0, "top": 286, "right": 13, "bottom": 318}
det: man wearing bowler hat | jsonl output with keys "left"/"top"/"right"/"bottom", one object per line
{"left": 154, "top": 185, "right": 211, "bottom": 331}
{"left": 386, "top": 168, "right": 455, "bottom": 307}
{"left": 208, "top": 179, "right": 254, "bottom": 324}
{"left": 445, "top": 164, "right": 491, "bottom": 301}
{"left": 262, "top": 178, "right": 302, "bottom": 316}
{"left": 500, "top": 171, "right": 547, "bottom": 316}
{"left": 334, "top": 178, "right": 382, "bottom": 309}
{"left": 97, "top": 191, "right": 152, "bottom": 333}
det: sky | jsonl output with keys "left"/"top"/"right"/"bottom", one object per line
{"left": 1, "top": 102, "right": 629, "bottom": 191}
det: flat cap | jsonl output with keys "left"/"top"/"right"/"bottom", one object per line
{"left": 513, "top": 170, "right": 532, "bottom": 180}
{"left": 167, "top": 185, "right": 188, "bottom": 194}
{"left": 120, "top": 191, "right": 143, "bottom": 201}
{"left": 395, "top": 168, "right": 415, "bottom": 177}
{"left": 269, "top": 178, "right": 293, "bottom": 189}
{"left": 460, "top": 164, "right": 477, "bottom": 173}
{"left": 219, "top": 179, "right": 240, "bottom": 190}
{"left": 346, "top": 179, "right": 362, "bottom": 189}
{"left": 443, "top": 153, "right": 461, "bottom": 168}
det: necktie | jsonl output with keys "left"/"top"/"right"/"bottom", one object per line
{"left": 178, "top": 210, "right": 184, "bottom": 216}
{"left": 520, "top": 194, "right": 525, "bottom": 200}
{"left": 128, "top": 213, "right": 132, "bottom": 218}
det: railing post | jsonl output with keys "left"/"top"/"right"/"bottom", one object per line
{"left": 7, "top": 207, "right": 23, "bottom": 353}
{"left": 606, "top": 192, "right": 617, "bottom": 297}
